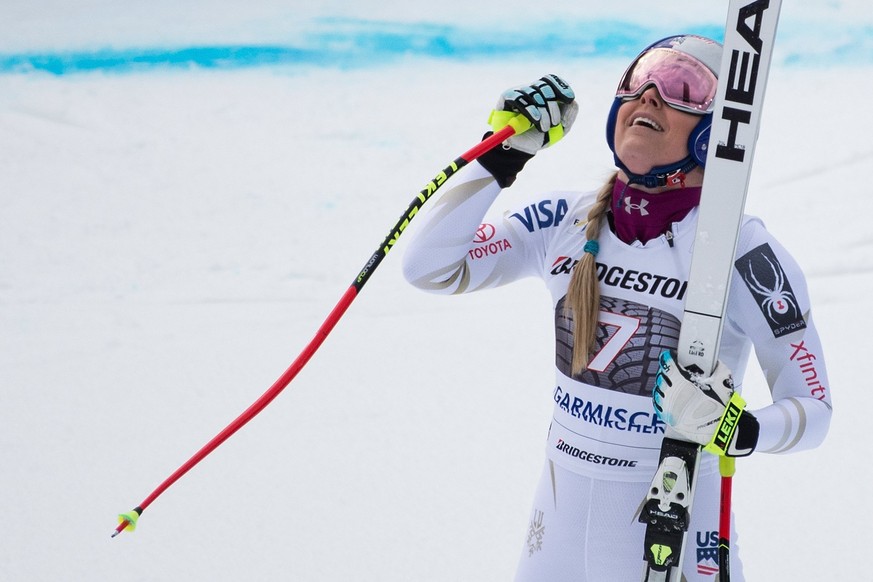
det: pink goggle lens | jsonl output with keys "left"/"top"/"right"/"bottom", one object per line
{"left": 615, "top": 48, "right": 717, "bottom": 114}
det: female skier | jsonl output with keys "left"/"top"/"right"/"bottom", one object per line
{"left": 402, "top": 35, "right": 832, "bottom": 581}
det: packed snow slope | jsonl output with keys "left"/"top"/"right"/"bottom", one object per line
{"left": 1, "top": 1, "right": 871, "bottom": 580}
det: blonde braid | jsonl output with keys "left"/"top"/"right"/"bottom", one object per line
{"left": 567, "top": 172, "right": 617, "bottom": 375}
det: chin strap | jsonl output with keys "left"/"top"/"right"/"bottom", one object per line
{"left": 619, "top": 155, "right": 699, "bottom": 189}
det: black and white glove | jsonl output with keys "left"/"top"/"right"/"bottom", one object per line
{"left": 478, "top": 74, "right": 578, "bottom": 187}
{"left": 653, "top": 351, "right": 759, "bottom": 457}
{"left": 496, "top": 74, "right": 578, "bottom": 150}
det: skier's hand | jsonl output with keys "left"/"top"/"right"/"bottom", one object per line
{"left": 478, "top": 74, "right": 577, "bottom": 188}
{"left": 653, "top": 351, "right": 759, "bottom": 457}
{"left": 491, "top": 74, "right": 578, "bottom": 154}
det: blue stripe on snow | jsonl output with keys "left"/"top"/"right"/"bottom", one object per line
{"left": 0, "top": 18, "right": 869, "bottom": 76}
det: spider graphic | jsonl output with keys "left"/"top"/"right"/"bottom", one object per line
{"left": 742, "top": 254, "right": 798, "bottom": 322}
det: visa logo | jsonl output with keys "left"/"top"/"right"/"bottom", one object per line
{"left": 510, "top": 199, "right": 569, "bottom": 233}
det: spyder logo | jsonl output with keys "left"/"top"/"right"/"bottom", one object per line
{"left": 735, "top": 243, "right": 806, "bottom": 337}
{"left": 742, "top": 253, "right": 798, "bottom": 320}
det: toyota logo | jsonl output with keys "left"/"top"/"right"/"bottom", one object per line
{"left": 474, "top": 223, "right": 496, "bottom": 243}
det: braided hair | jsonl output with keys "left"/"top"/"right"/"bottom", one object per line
{"left": 566, "top": 172, "right": 617, "bottom": 375}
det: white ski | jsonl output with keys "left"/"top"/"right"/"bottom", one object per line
{"left": 641, "top": 1, "right": 783, "bottom": 581}
{"left": 679, "top": 0, "right": 783, "bottom": 376}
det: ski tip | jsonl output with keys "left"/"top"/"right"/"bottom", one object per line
{"left": 113, "top": 507, "right": 142, "bottom": 538}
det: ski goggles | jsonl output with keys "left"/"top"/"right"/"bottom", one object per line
{"left": 615, "top": 47, "right": 718, "bottom": 114}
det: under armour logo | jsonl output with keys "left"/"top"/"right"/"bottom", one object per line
{"left": 624, "top": 197, "right": 649, "bottom": 216}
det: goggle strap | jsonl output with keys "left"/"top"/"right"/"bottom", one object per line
{"left": 623, "top": 156, "right": 699, "bottom": 189}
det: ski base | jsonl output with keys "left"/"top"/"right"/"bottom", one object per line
{"left": 640, "top": 437, "right": 701, "bottom": 581}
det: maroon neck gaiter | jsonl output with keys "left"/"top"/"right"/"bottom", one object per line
{"left": 611, "top": 179, "right": 702, "bottom": 244}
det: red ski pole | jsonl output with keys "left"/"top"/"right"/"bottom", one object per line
{"left": 718, "top": 457, "right": 736, "bottom": 581}
{"left": 113, "top": 116, "right": 532, "bottom": 538}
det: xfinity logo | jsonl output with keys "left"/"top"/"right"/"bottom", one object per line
{"left": 715, "top": 0, "right": 772, "bottom": 163}
{"left": 790, "top": 340, "right": 828, "bottom": 401}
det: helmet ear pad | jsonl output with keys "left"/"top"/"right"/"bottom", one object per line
{"left": 606, "top": 96, "right": 713, "bottom": 170}
{"left": 605, "top": 97, "right": 623, "bottom": 169}
{"left": 688, "top": 114, "right": 712, "bottom": 167}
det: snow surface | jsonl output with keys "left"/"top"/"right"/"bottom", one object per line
{"left": 1, "top": 1, "right": 871, "bottom": 580}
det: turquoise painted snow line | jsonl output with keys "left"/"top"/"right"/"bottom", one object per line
{"left": 1, "top": 18, "right": 870, "bottom": 76}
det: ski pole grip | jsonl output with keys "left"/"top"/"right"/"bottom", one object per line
{"left": 463, "top": 114, "right": 531, "bottom": 163}
{"left": 488, "top": 110, "right": 533, "bottom": 136}
{"left": 507, "top": 114, "right": 533, "bottom": 135}
{"left": 719, "top": 456, "right": 736, "bottom": 478}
